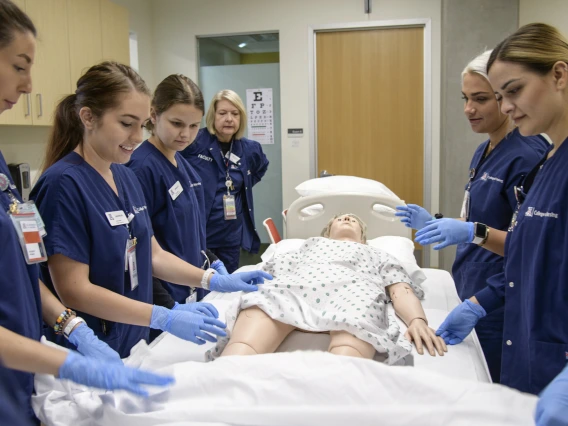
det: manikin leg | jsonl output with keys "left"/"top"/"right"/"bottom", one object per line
{"left": 221, "top": 307, "right": 295, "bottom": 356}
{"left": 328, "top": 330, "right": 376, "bottom": 359}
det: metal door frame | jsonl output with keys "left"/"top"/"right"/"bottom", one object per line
{"left": 308, "top": 19, "right": 432, "bottom": 267}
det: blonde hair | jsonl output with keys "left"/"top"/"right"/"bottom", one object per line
{"left": 321, "top": 214, "right": 367, "bottom": 244}
{"left": 488, "top": 23, "right": 568, "bottom": 75}
{"left": 205, "top": 89, "right": 247, "bottom": 140}
{"left": 462, "top": 50, "right": 492, "bottom": 83}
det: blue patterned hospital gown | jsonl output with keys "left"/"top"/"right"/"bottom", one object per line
{"left": 208, "top": 237, "right": 424, "bottom": 364}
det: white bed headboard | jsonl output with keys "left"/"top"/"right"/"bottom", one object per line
{"left": 285, "top": 193, "right": 411, "bottom": 240}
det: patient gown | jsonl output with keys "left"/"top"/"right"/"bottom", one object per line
{"left": 208, "top": 237, "right": 424, "bottom": 364}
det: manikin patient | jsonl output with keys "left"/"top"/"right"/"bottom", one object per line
{"left": 212, "top": 214, "right": 447, "bottom": 363}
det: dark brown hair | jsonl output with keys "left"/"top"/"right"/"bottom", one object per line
{"left": 0, "top": 0, "right": 36, "bottom": 49}
{"left": 146, "top": 74, "right": 204, "bottom": 133}
{"left": 488, "top": 23, "right": 568, "bottom": 75}
{"left": 42, "top": 61, "right": 151, "bottom": 173}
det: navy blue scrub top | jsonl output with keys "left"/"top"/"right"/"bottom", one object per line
{"left": 0, "top": 151, "right": 42, "bottom": 424}
{"left": 476, "top": 139, "right": 567, "bottom": 395}
{"left": 31, "top": 152, "right": 154, "bottom": 359}
{"left": 127, "top": 141, "right": 207, "bottom": 303}
{"left": 181, "top": 128, "right": 269, "bottom": 253}
{"left": 452, "top": 129, "right": 548, "bottom": 305}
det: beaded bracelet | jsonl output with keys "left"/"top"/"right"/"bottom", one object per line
{"left": 54, "top": 308, "right": 76, "bottom": 335}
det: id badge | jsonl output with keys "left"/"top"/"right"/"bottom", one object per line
{"left": 186, "top": 291, "right": 198, "bottom": 303}
{"left": 223, "top": 194, "right": 237, "bottom": 220}
{"left": 16, "top": 201, "right": 47, "bottom": 237}
{"left": 126, "top": 239, "right": 139, "bottom": 291}
{"left": 10, "top": 212, "right": 48, "bottom": 264}
{"left": 460, "top": 190, "right": 470, "bottom": 220}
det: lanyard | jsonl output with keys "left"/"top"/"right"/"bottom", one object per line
{"left": 219, "top": 140, "right": 235, "bottom": 194}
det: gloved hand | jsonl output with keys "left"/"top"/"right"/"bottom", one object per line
{"left": 535, "top": 364, "right": 568, "bottom": 426}
{"left": 172, "top": 301, "right": 219, "bottom": 318}
{"left": 436, "top": 299, "right": 486, "bottom": 344}
{"left": 58, "top": 351, "right": 174, "bottom": 397}
{"left": 211, "top": 260, "right": 229, "bottom": 275}
{"left": 415, "top": 218, "right": 474, "bottom": 250}
{"left": 68, "top": 322, "right": 122, "bottom": 364}
{"left": 395, "top": 204, "right": 433, "bottom": 230}
{"left": 209, "top": 270, "right": 273, "bottom": 293}
{"left": 150, "top": 305, "right": 227, "bottom": 345}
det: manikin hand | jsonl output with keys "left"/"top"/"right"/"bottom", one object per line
{"left": 405, "top": 318, "right": 447, "bottom": 356}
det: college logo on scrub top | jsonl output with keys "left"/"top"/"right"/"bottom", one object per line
{"left": 198, "top": 154, "right": 213, "bottom": 162}
{"left": 481, "top": 172, "right": 504, "bottom": 183}
{"left": 132, "top": 205, "right": 148, "bottom": 215}
{"left": 524, "top": 206, "right": 558, "bottom": 219}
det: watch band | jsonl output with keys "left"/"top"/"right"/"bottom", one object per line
{"left": 63, "top": 316, "right": 85, "bottom": 339}
{"left": 201, "top": 268, "right": 216, "bottom": 290}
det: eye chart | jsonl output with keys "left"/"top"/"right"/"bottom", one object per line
{"left": 246, "top": 88, "right": 274, "bottom": 145}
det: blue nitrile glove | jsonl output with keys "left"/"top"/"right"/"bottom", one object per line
{"left": 415, "top": 218, "right": 474, "bottom": 250}
{"left": 58, "top": 351, "right": 174, "bottom": 397}
{"left": 535, "top": 364, "right": 568, "bottom": 426}
{"left": 209, "top": 270, "right": 273, "bottom": 293}
{"left": 435, "top": 299, "right": 486, "bottom": 345}
{"left": 211, "top": 260, "right": 229, "bottom": 275}
{"left": 68, "top": 322, "right": 122, "bottom": 364}
{"left": 395, "top": 204, "right": 433, "bottom": 230}
{"left": 150, "top": 305, "right": 227, "bottom": 345}
{"left": 172, "top": 301, "right": 219, "bottom": 318}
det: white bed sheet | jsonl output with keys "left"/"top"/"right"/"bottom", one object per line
{"left": 34, "top": 345, "right": 535, "bottom": 426}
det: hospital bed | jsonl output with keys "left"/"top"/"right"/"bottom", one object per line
{"left": 33, "top": 192, "right": 538, "bottom": 426}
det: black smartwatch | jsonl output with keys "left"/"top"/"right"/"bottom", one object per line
{"left": 434, "top": 213, "right": 444, "bottom": 219}
{"left": 472, "top": 222, "right": 488, "bottom": 245}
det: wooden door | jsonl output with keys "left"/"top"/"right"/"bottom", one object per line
{"left": 0, "top": 0, "right": 32, "bottom": 125}
{"left": 26, "top": 0, "right": 71, "bottom": 126}
{"left": 316, "top": 27, "right": 424, "bottom": 206}
{"left": 67, "top": 0, "right": 103, "bottom": 86}
{"left": 100, "top": 0, "right": 130, "bottom": 65}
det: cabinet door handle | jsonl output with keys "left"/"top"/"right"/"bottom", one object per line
{"left": 37, "top": 93, "right": 43, "bottom": 118}
{"left": 25, "top": 94, "right": 31, "bottom": 117}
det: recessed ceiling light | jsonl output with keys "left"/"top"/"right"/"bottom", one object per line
{"left": 238, "top": 42, "right": 247, "bottom": 48}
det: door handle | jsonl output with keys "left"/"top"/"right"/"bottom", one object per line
{"left": 25, "top": 93, "right": 30, "bottom": 117}
{"left": 37, "top": 93, "right": 43, "bottom": 118}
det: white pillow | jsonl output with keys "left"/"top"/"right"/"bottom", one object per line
{"left": 261, "top": 236, "right": 426, "bottom": 286}
{"left": 295, "top": 176, "right": 398, "bottom": 198}
{"left": 368, "top": 236, "right": 427, "bottom": 285}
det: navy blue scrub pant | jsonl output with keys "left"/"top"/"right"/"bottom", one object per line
{"left": 209, "top": 246, "right": 241, "bottom": 274}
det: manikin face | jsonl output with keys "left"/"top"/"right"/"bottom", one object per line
{"left": 462, "top": 72, "right": 506, "bottom": 134}
{"left": 489, "top": 60, "right": 566, "bottom": 137}
{"left": 0, "top": 30, "right": 35, "bottom": 114}
{"left": 151, "top": 103, "right": 203, "bottom": 152}
{"left": 214, "top": 99, "right": 240, "bottom": 141}
{"left": 82, "top": 90, "right": 151, "bottom": 164}
{"left": 328, "top": 215, "right": 364, "bottom": 243}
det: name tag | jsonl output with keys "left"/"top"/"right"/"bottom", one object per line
{"left": 168, "top": 181, "right": 184, "bottom": 201}
{"left": 225, "top": 152, "right": 241, "bottom": 164}
{"left": 105, "top": 210, "right": 129, "bottom": 226}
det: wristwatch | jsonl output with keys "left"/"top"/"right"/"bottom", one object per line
{"left": 472, "top": 222, "right": 488, "bottom": 245}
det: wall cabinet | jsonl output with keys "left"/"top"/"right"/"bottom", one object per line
{"left": 0, "top": 0, "right": 130, "bottom": 126}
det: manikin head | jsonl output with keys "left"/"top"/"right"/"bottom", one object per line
{"left": 321, "top": 214, "right": 367, "bottom": 244}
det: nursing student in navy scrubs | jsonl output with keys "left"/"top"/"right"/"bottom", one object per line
{"left": 31, "top": 62, "right": 272, "bottom": 360}
{"left": 127, "top": 75, "right": 228, "bottom": 317}
{"left": 436, "top": 23, "right": 568, "bottom": 426}
{"left": 396, "top": 50, "right": 548, "bottom": 383}
{"left": 0, "top": 2, "right": 174, "bottom": 424}
{"left": 181, "top": 90, "right": 269, "bottom": 273}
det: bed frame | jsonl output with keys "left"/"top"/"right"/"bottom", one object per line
{"left": 284, "top": 192, "right": 411, "bottom": 240}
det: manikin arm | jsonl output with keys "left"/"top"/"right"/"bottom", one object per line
{"left": 388, "top": 282, "right": 447, "bottom": 356}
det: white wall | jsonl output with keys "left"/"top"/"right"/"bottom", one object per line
{"left": 150, "top": 0, "right": 442, "bottom": 263}
{"left": 519, "top": 0, "right": 568, "bottom": 33}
